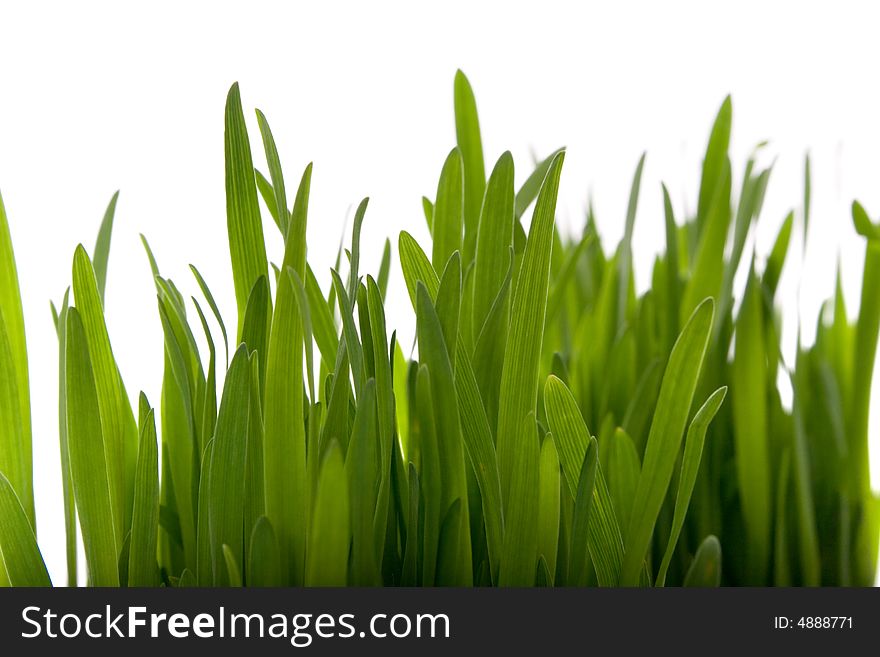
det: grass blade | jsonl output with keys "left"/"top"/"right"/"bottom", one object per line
{"left": 0, "top": 191, "right": 33, "bottom": 526}
{"left": 305, "top": 441, "right": 350, "bottom": 586}
{"left": 225, "top": 83, "right": 269, "bottom": 339}
{"left": 0, "top": 472, "right": 50, "bottom": 586}
{"left": 656, "top": 386, "right": 726, "bottom": 587}
{"left": 65, "top": 307, "right": 118, "bottom": 585}
{"left": 621, "top": 298, "right": 714, "bottom": 586}
{"left": 454, "top": 70, "right": 486, "bottom": 263}
{"left": 497, "top": 151, "right": 565, "bottom": 505}
{"left": 128, "top": 394, "right": 160, "bottom": 586}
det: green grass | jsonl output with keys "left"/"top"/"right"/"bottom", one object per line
{"left": 0, "top": 71, "right": 878, "bottom": 587}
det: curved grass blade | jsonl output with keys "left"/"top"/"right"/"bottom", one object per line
{"left": 656, "top": 386, "right": 727, "bottom": 587}
{"left": 620, "top": 298, "right": 714, "bottom": 586}
{"left": 190, "top": 264, "right": 229, "bottom": 368}
{"left": 92, "top": 191, "right": 119, "bottom": 306}
{"left": 255, "top": 109, "right": 289, "bottom": 238}
{"left": 684, "top": 535, "right": 722, "bottom": 587}
{"left": 544, "top": 376, "right": 624, "bottom": 586}
{"left": 454, "top": 70, "right": 486, "bottom": 263}
{"left": 248, "top": 516, "right": 280, "bottom": 587}
{"left": 0, "top": 472, "right": 50, "bottom": 586}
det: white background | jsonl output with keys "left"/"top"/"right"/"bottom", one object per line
{"left": 1, "top": 0, "right": 878, "bottom": 585}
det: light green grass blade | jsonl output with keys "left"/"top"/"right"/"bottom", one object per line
{"left": 617, "top": 153, "right": 645, "bottom": 329}
{"left": 65, "top": 307, "right": 118, "bottom": 586}
{"left": 128, "top": 395, "right": 160, "bottom": 586}
{"left": 499, "top": 413, "right": 539, "bottom": 586}
{"left": 732, "top": 270, "right": 771, "bottom": 584}
{"left": 431, "top": 148, "right": 464, "bottom": 272}
{"left": 656, "top": 386, "right": 726, "bottom": 587}
{"left": 537, "top": 434, "right": 560, "bottom": 579}
{"left": 225, "top": 83, "right": 269, "bottom": 339}
{"left": 473, "top": 152, "right": 514, "bottom": 338}
{"left": 263, "top": 267, "right": 307, "bottom": 585}
{"left": 0, "top": 190, "right": 33, "bottom": 526}
{"left": 331, "top": 269, "right": 364, "bottom": 399}
{"left": 196, "top": 438, "right": 214, "bottom": 587}
{"left": 377, "top": 238, "right": 392, "bottom": 300}
{"left": 684, "top": 535, "right": 722, "bottom": 587}
{"left": 53, "top": 290, "right": 77, "bottom": 585}
{"left": 255, "top": 169, "right": 282, "bottom": 235}
{"left": 92, "top": 191, "right": 119, "bottom": 307}
{"left": 454, "top": 70, "right": 486, "bottom": 263}
{"left": 621, "top": 298, "right": 714, "bottom": 586}
{"left": 306, "top": 441, "right": 350, "bottom": 586}
{"left": 240, "top": 275, "right": 271, "bottom": 396}
{"left": 0, "top": 471, "right": 50, "bottom": 586}
{"left": 72, "top": 245, "right": 137, "bottom": 547}
{"left": 208, "top": 346, "right": 251, "bottom": 585}
{"left": 306, "top": 264, "right": 339, "bottom": 368}
{"left": 0, "top": 309, "right": 29, "bottom": 559}
{"left": 255, "top": 109, "right": 289, "bottom": 238}
{"left": 497, "top": 151, "right": 565, "bottom": 505}
{"left": 248, "top": 515, "right": 280, "bottom": 587}
{"left": 544, "top": 376, "right": 624, "bottom": 586}
{"left": 514, "top": 148, "right": 565, "bottom": 221}
{"left": 764, "top": 211, "right": 794, "bottom": 298}
{"left": 696, "top": 97, "right": 732, "bottom": 233}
